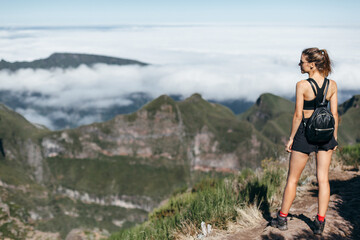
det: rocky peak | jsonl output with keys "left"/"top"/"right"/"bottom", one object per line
{"left": 185, "top": 93, "right": 204, "bottom": 103}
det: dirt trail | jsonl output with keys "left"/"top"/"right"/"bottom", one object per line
{"left": 207, "top": 168, "right": 360, "bottom": 240}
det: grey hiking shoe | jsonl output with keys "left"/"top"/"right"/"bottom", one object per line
{"left": 313, "top": 217, "right": 325, "bottom": 235}
{"left": 271, "top": 211, "right": 288, "bottom": 231}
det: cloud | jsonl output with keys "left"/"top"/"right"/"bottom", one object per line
{"left": 15, "top": 108, "right": 55, "bottom": 129}
{"left": 1, "top": 24, "right": 360, "bottom": 128}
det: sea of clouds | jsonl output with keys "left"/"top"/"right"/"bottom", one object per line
{"left": 0, "top": 24, "right": 359, "bottom": 128}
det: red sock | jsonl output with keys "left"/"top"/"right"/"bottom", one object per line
{"left": 279, "top": 210, "right": 288, "bottom": 217}
{"left": 317, "top": 214, "right": 325, "bottom": 222}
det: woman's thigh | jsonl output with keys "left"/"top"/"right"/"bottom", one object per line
{"left": 288, "top": 150, "right": 310, "bottom": 183}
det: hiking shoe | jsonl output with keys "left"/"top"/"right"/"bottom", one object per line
{"left": 313, "top": 217, "right": 325, "bottom": 235}
{"left": 271, "top": 211, "right": 288, "bottom": 231}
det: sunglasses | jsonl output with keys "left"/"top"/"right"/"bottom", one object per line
{"left": 299, "top": 60, "right": 311, "bottom": 65}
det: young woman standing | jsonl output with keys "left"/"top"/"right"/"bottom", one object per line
{"left": 271, "top": 48, "right": 338, "bottom": 235}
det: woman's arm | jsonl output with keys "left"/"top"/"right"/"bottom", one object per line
{"left": 286, "top": 81, "right": 304, "bottom": 152}
{"left": 329, "top": 80, "right": 338, "bottom": 141}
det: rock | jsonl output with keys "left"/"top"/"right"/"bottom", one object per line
{"left": 65, "top": 228, "right": 110, "bottom": 240}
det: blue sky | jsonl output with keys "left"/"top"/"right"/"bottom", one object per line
{"left": 0, "top": 0, "right": 359, "bottom": 26}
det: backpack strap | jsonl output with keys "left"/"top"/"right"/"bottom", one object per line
{"left": 303, "top": 78, "right": 329, "bottom": 125}
{"left": 321, "top": 78, "right": 330, "bottom": 105}
{"left": 307, "top": 78, "right": 318, "bottom": 96}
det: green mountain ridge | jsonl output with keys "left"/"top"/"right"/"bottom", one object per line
{"left": 238, "top": 93, "right": 295, "bottom": 145}
{"left": 0, "top": 52, "right": 148, "bottom": 71}
{"left": 338, "top": 95, "right": 360, "bottom": 144}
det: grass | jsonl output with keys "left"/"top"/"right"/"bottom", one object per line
{"left": 46, "top": 155, "right": 190, "bottom": 200}
{"left": 337, "top": 143, "right": 360, "bottom": 169}
{"left": 35, "top": 198, "right": 147, "bottom": 238}
{"left": 0, "top": 160, "right": 34, "bottom": 185}
{"left": 108, "top": 162, "right": 287, "bottom": 240}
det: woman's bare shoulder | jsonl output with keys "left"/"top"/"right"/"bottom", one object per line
{"left": 328, "top": 79, "right": 337, "bottom": 86}
{"left": 328, "top": 79, "right": 338, "bottom": 90}
{"left": 327, "top": 79, "right": 338, "bottom": 97}
{"left": 296, "top": 79, "right": 309, "bottom": 88}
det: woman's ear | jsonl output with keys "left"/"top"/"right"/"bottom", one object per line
{"left": 310, "top": 62, "right": 315, "bottom": 69}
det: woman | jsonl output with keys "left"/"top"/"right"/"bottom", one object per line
{"left": 271, "top": 47, "right": 338, "bottom": 235}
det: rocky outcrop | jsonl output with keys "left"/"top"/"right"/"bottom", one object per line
{"left": 188, "top": 125, "right": 239, "bottom": 172}
{"left": 41, "top": 102, "right": 187, "bottom": 163}
{"left": 65, "top": 228, "right": 110, "bottom": 240}
{"left": 56, "top": 186, "right": 156, "bottom": 212}
{"left": 40, "top": 94, "right": 278, "bottom": 173}
{"left": 0, "top": 196, "right": 60, "bottom": 239}
{"left": 25, "top": 139, "right": 45, "bottom": 182}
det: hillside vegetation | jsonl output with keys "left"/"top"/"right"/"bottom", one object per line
{"left": 0, "top": 92, "right": 359, "bottom": 238}
{"left": 238, "top": 93, "right": 294, "bottom": 145}
{"left": 109, "top": 160, "right": 287, "bottom": 240}
{"left": 338, "top": 95, "right": 360, "bottom": 145}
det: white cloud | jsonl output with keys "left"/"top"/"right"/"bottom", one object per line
{"left": 1, "top": 24, "right": 360, "bottom": 127}
{"left": 15, "top": 108, "right": 55, "bottom": 129}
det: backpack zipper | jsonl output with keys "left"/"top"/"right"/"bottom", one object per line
{"left": 315, "top": 128, "right": 334, "bottom": 131}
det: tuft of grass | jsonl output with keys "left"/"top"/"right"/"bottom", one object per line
{"left": 234, "top": 203, "right": 263, "bottom": 228}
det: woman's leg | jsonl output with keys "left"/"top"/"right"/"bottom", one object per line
{"left": 280, "top": 151, "right": 309, "bottom": 214}
{"left": 316, "top": 150, "right": 333, "bottom": 217}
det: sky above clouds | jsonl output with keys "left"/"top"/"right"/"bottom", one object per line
{"left": 0, "top": 0, "right": 359, "bottom": 26}
{"left": 0, "top": 1, "right": 360, "bottom": 128}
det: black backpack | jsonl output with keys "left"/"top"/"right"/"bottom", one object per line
{"left": 303, "top": 78, "right": 335, "bottom": 144}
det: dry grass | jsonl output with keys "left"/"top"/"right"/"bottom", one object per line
{"left": 232, "top": 203, "right": 263, "bottom": 229}
{"left": 173, "top": 220, "right": 199, "bottom": 240}
{"left": 330, "top": 152, "right": 344, "bottom": 171}
{"left": 174, "top": 203, "right": 264, "bottom": 240}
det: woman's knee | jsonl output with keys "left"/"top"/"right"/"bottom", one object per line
{"left": 317, "top": 176, "right": 329, "bottom": 186}
{"left": 287, "top": 177, "right": 299, "bottom": 186}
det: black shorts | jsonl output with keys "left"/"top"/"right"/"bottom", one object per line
{"left": 291, "top": 118, "right": 338, "bottom": 155}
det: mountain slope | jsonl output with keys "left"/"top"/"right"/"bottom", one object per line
{"left": 0, "top": 52, "right": 148, "bottom": 71}
{"left": 237, "top": 93, "right": 295, "bottom": 145}
{"left": 2, "top": 92, "right": 359, "bottom": 237}
{"left": 338, "top": 95, "right": 360, "bottom": 145}
{"left": 0, "top": 103, "right": 50, "bottom": 183}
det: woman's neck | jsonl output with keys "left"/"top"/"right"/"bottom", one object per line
{"left": 308, "top": 71, "right": 325, "bottom": 81}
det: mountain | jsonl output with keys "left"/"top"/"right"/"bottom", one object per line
{"left": 338, "top": 95, "right": 360, "bottom": 145}
{"left": 41, "top": 93, "right": 278, "bottom": 172}
{"left": 0, "top": 102, "right": 153, "bottom": 237}
{"left": 237, "top": 93, "right": 295, "bottom": 145}
{"left": 0, "top": 93, "right": 278, "bottom": 237}
{"left": 0, "top": 89, "right": 254, "bottom": 130}
{"left": 208, "top": 98, "right": 254, "bottom": 114}
{"left": 1, "top": 92, "right": 359, "bottom": 237}
{"left": 0, "top": 52, "right": 148, "bottom": 71}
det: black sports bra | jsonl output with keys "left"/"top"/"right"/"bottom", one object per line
{"left": 303, "top": 78, "right": 329, "bottom": 110}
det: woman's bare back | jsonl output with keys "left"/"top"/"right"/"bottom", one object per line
{"left": 302, "top": 78, "right": 337, "bottom": 118}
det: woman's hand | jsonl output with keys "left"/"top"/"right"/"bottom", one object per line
{"left": 285, "top": 138, "right": 294, "bottom": 153}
